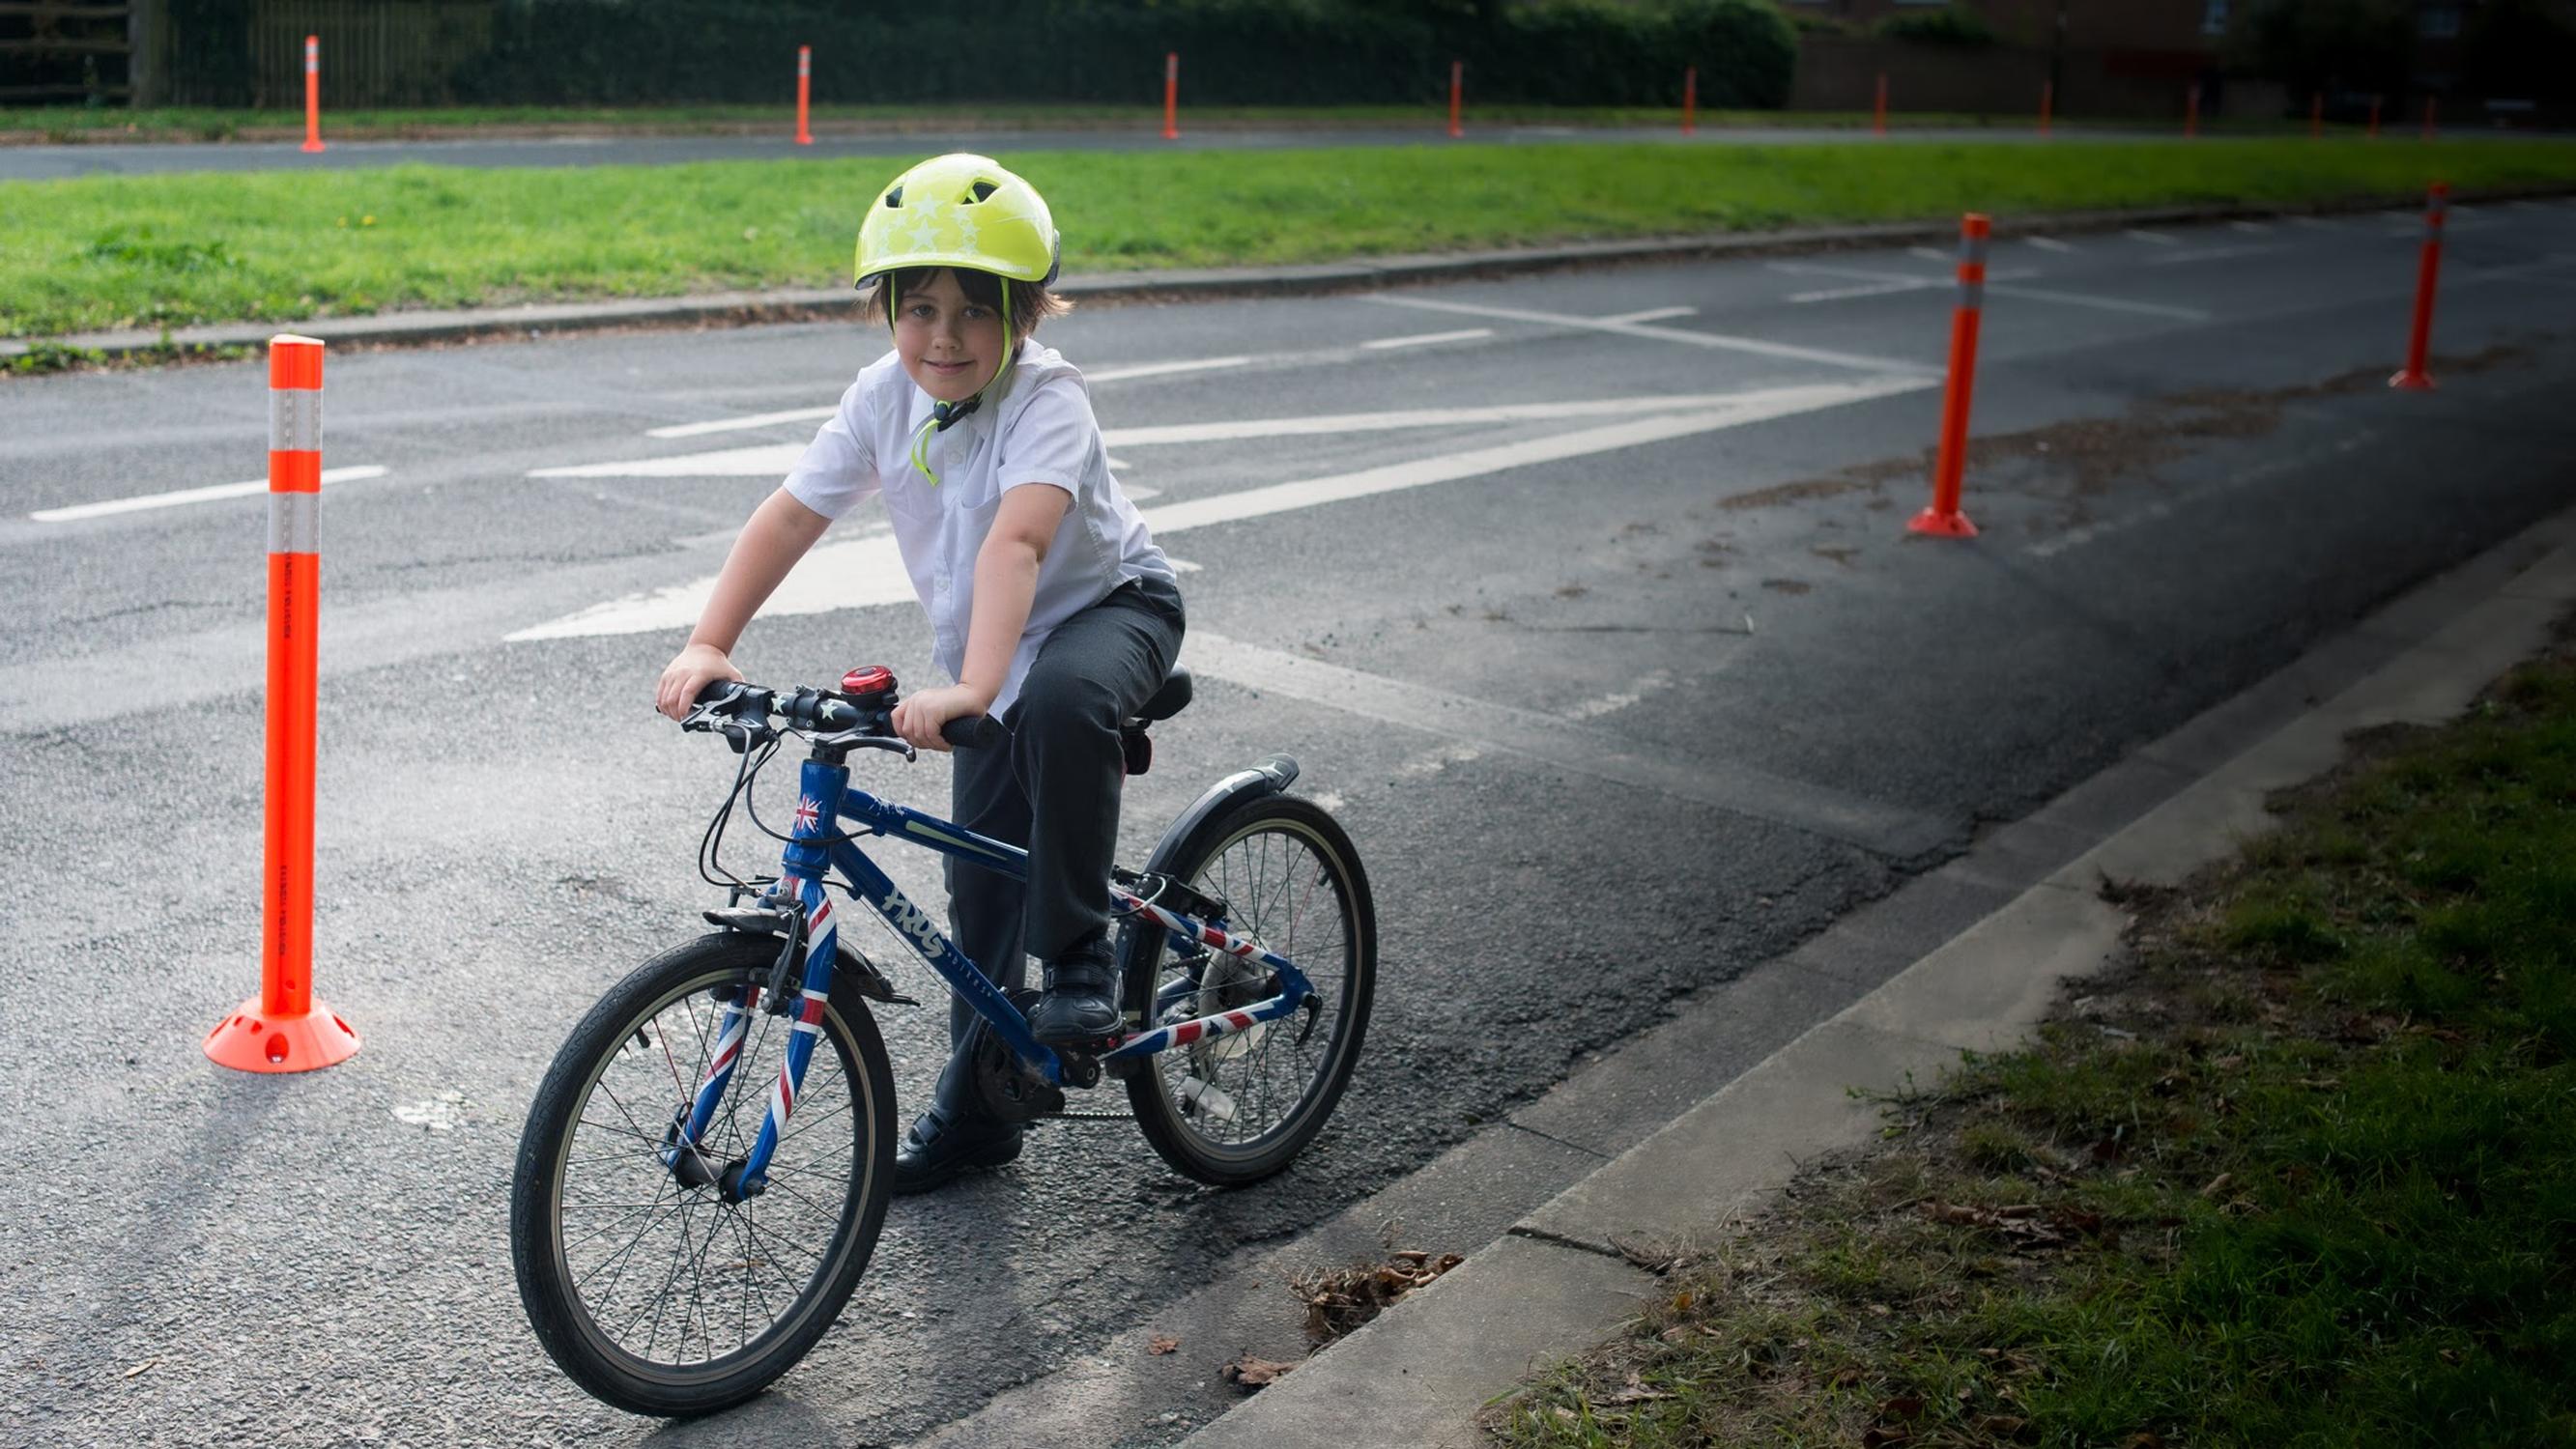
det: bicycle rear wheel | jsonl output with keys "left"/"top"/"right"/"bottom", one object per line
{"left": 509, "top": 934, "right": 894, "bottom": 1417}
{"left": 1122, "top": 793, "right": 1375, "bottom": 1186}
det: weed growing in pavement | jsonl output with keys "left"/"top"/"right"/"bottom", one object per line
{"left": 1484, "top": 625, "right": 2576, "bottom": 1448}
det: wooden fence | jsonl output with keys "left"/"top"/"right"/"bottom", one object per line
{"left": 1, "top": 0, "right": 136, "bottom": 103}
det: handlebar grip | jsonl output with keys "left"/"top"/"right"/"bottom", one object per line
{"left": 694, "top": 679, "right": 744, "bottom": 706}
{"left": 942, "top": 715, "right": 1007, "bottom": 750}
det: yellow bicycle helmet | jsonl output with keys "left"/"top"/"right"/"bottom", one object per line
{"left": 854, "top": 154, "right": 1063, "bottom": 482}
{"left": 855, "top": 153, "right": 1060, "bottom": 289}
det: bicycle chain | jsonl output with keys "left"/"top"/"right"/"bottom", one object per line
{"left": 1042, "top": 1108, "right": 1137, "bottom": 1122}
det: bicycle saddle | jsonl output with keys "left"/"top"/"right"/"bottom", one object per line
{"left": 1132, "top": 667, "right": 1191, "bottom": 724}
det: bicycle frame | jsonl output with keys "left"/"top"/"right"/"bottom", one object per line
{"left": 670, "top": 753, "right": 1317, "bottom": 1198}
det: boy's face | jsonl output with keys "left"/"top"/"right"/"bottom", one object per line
{"left": 891, "top": 269, "right": 1007, "bottom": 406}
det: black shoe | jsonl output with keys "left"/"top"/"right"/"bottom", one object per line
{"left": 1029, "top": 935, "right": 1122, "bottom": 1046}
{"left": 890, "top": 1036, "right": 1021, "bottom": 1196}
{"left": 890, "top": 1111, "right": 1021, "bottom": 1196}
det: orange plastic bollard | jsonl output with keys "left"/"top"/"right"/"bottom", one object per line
{"left": 1910, "top": 214, "right": 1988, "bottom": 539}
{"left": 2390, "top": 183, "right": 2448, "bottom": 391}
{"left": 1873, "top": 72, "right": 1888, "bottom": 136}
{"left": 2039, "top": 79, "right": 2052, "bottom": 138}
{"left": 2368, "top": 95, "right": 2382, "bottom": 139}
{"left": 1163, "top": 52, "right": 1180, "bottom": 141}
{"left": 1682, "top": 66, "right": 1697, "bottom": 137}
{"left": 1448, "top": 59, "right": 1463, "bottom": 139}
{"left": 2310, "top": 91, "right": 2323, "bottom": 138}
{"left": 205, "top": 337, "right": 361, "bottom": 1074}
{"left": 2184, "top": 82, "right": 2200, "bottom": 138}
{"left": 2421, "top": 95, "right": 2438, "bottom": 140}
{"left": 795, "top": 45, "right": 813, "bottom": 146}
{"left": 301, "top": 35, "right": 324, "bottom": 154}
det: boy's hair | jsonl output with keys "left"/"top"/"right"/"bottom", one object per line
{"left": 866, "top": 266, "right": 1069, "bottom": 339}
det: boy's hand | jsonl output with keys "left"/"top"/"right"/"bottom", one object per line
{"left": 657, "top": 643, "right": 742, "bottom": 722}
{"left": 891, "top": 684, "right": 988, "bottom": 753}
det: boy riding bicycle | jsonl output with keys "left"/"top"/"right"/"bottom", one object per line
{"left": 654, "top": 154, "right": 1185, "bottom": 1194}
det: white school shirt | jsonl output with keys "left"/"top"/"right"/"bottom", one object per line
{"left": 780, "top": 342, "right": 1174, "bottom": 717}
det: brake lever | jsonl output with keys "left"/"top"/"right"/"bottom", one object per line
{"left": 810, "top": 729, "right": 917, "bottom": 761}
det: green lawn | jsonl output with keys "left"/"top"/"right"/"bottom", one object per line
{"left": 6, "top": 138, "right": 2572, "bottom": 340}
{"left": 1490, "top": 640, "right": 2576, "bottom": 1446}
{"left": 1, "top": 101, "right": 2011, "bottom": 144}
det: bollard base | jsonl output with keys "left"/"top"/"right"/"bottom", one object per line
{"left": 2390, "top": 369, "right": 2437, "bottom": 391}
{"left": 1907, "top": 506, "right": 1980, "bottom": 538}
{"left": 205, "top": 997, "right": 361, "bottom": 1074}
{"left": 300, "top": 141, "right": 325, "bottom": 155}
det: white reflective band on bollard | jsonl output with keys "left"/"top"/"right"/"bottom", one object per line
{"left": 268, "top": 492, "right": 322, "bottom": 554}
{"left": 269, "top": 389, "right": 323, "bottom": 453}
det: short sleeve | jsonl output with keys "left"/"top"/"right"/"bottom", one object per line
{"left": 781, "top": 374, "right": 883, "bottom": 521}
{"left": 995, "top": 376, "right": 1098, "bottom": 502}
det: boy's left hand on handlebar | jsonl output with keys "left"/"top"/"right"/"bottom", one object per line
{"left": 891, "top": 684, "right": 988, "bottom": 753}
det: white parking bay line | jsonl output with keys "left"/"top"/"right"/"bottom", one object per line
{"left": 2125, "top": 229, "right": 2181, "bottom": 245}
{"left": 1182, "top": 632, "right": 1946, "bottom": 857}
{"left": 649, "top": 406, "right": 833, "bottom": 440}
{"left": 1360, "top": 327, "right": 1495, "bottom": 350}
{"left": 2145, "top": 243, "right": 2290, "bottom": 267}
{"left": 1787, "top": 278, "right": 1938, "bottom": 304}
{"left": 2229, "top": 219, "right": 2275, "bottom": 235}
{"left": 644, "top": 355, "right": 1258, "bottom": 440}
{"left": 533, "top": 392, "right": 1822, "bottom": 478}
{"left": 506, "top": 375, "right": 1932, "bottom": 640}
{"left": 31, "top": 465, "right": 390, "bottom": 523}
{"left": 1365, "top": 294, "right": 1935, "bottom": 375}
{"left": 2023, "top": 237, "right": 2076, "bottom": 253}
{"left": 1601, "top": 306, "right": 1698, "bottom": 325}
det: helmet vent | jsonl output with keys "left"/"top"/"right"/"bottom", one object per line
{"left": 969, "top": 181, "right": 997, "bottom": 204}
{"left": 883, "top": 185, "right": 904, "bottom": 208}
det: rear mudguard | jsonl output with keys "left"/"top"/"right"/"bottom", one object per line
{"left": 1112, "top": 753, "right": 1299, "bottom": 1046}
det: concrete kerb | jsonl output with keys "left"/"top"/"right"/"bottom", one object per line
{"left": 1173, "top": 501, "right": 2576, "bottom": 1449}
{"left": 11, "top": 186, "right": 2571, "bottom": 366}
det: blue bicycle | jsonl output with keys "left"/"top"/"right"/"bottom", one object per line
{"left": 507, "top": 664, "right": 1375, "bottom": 1416}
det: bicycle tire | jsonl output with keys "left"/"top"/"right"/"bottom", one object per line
{"left": 1121, "top": 793, "right": 1375, "bottom": 1186}
{"left": 510, "top": 933, "right": 895, "bottom": 1417}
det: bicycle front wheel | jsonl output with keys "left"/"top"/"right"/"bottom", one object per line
{"left": 509, "top": 934, "right": 895, "bottom": 1417}
{"left": 1123, "top": 793, "right": 1376, "bottom": 1186}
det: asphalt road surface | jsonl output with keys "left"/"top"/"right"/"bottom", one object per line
{"left": 7, "top": 201, "right": 2576, "bottom": 1446}
{"left": 6, "top": 122, "right": 2169, "bottom": 180}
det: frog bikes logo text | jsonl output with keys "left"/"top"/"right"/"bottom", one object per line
{"left": 882, "top": 893, "right": 945, "bottom": 959}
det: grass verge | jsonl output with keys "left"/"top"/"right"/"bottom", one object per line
{"left": 1, "top": 102, "right": 2019, "bottom": 145}
{"left": 7, "top": 138, "right": 2574, "bottom": 340}
{"left": 1484, "top": 629, "right": 2576, "bottom": 1446}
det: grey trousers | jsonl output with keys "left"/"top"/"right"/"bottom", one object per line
{"left": 943, "top": 575, "right": 1185, "bottom": 1050}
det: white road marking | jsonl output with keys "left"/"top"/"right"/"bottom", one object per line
{"left": 1601, "top": 306, "right": 1698, "bottom": 325}
{"left": 648, "top": 406, "right": 831, "bottom": 440}
{"left": 2229, "top": 219, "right": 2274, "bottom": 234}
{"left": 2287, "top": 215, "right": 2343, "bottom": 229}
{"left": 31, "top": 465, "right": 390, "bottom": 523}
{"left": 506, "top": 375, "right": 1932, "bottom": 640}
{"left": 535, "top": 392, "right": 1842, "bottom": 478}
{"left": 1365, "top": 294, "right": 1937, "bottom": 375}
{"left": 2144, "top": 243, "right": 2290, "bottom": 267}
{"left": 2023, "top": 236, "right": 2076, "bottom": 253}
{"left": 1979, "top": 284, "right": 2210, "bottom": 321}
{"left": 2125, "top": 229, "right": 2181, "bottom": 245}
{"left": 1787, "top": 278, "right": 1938, "bottom": 304}
{"left": 1907, "top": 246, "right": 1954, "bottom": 264}
{"left": 1565, "top": 669, "right": 1674, "bottom": 720}
{"left": 1181, "top": 632, "right": 1944, "bottom": 855}
{"left": 1360, "top": 327, "right": 1495, "bottom": 350}
{"left": 644, "top": 355, "right": 1259, "bottom": 440}
{"left": 1085, "top": 355, "right": 1256, "bottom": 384}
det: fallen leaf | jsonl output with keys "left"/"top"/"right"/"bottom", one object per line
{"left": 1222, "top": 1355, "right": 1301, "bottom": 1390}
{"left": 2198, "top": 1173, "right": 2235, "bottom": 1200}
{"left": 1879, "top": 1394, "right": 1927, "bottom": 1421}
{"left": 1978, "top": 1414, "right": 2030, "bottom": 1435}
{"left": 1860, "top": 1429, "right": 1910, "bottom": 1448}
{"left": 1832, "top": 1366, "right": 1865, "bottom": 1387}
{"left": 121, "top": 1359, "right": 157, "bottom": 1379}
{"left": 1147, "top": 1335, "right": 1180, "bottom": 1356}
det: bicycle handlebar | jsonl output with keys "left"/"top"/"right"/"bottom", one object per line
{"left": 686, "top": 680, "right": 1004, "bottom": 751}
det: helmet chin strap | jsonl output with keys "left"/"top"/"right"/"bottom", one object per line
{"left": 905, "top": 279, "right": 1017, "bottom": 485}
